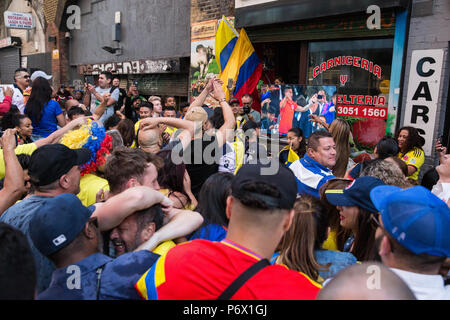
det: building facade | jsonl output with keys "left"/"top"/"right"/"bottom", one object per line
{"left": 0, "top": 0, "right": 50, "bottom": 84}
{"left": 190, "top": 0, "right": 449, "bottom": 170}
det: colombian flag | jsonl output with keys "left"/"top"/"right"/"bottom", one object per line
{"left": 218, "top": 27, "right": 262, "bottom": 100}
{"left": 279, "top": 145, "right": 300, "bottom": 166}
{"left": 215, "top": 16, "right": 238, "bottom": 73}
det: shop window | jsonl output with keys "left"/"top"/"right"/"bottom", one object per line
{"left": 307, "top": 38, "right": 393, "bottom": 90}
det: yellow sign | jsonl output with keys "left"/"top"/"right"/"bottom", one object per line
{"left": 379, "top": 80, "right": 390, "bottom": 93}
{"left": 52, "top": 49, "right": 59, "bottom": 60}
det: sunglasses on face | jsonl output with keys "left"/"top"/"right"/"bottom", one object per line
{"left": 22, "top": 75, "right": 30, "bottom": 79}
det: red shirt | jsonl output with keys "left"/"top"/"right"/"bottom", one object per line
{"left": 279, "top": 99, "right": 297, "bottom": 134}
{"left": 135, "top": 239, "right": 321, "bottom": 300}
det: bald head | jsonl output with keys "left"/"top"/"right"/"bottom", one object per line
{"left": 138, "top": 127, "right": 161, "bottom": 153}
{"left": 317, "top": 262, "right": 416, "bottom": 300}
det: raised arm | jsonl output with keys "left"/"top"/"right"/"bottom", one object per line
{"left": 139, "top": 116, "right": 195, "bottom": 151}
{"left": 187, "top": 78, "right": 215, "bottom": 112}
{"left": 34, "top": 116, "right": 89, "bottom": 147}
{"left": 210, "top": 80, "right": 236, "bottom": 147}
{"left": 91, "top": 186, "right": 173, "bottom": 231}
{"left": 134, "top": 208, "right": 203, "bottom": 252}
{"left": 0, "top": 129, "right": 26, "bottom": 215}
{"left": 92, "top": 92, "right": 111, "bottom": 121}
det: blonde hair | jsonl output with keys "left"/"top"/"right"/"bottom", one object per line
{"left": 148, "top": 96, "right": 161, "bottom": 103}
{"left": 329, "top": 118, "right": 350, "bottom": 177}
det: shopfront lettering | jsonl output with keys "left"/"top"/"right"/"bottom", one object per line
{"left": 404, "top": 49, "right": 444, "bottom": 156}
{"left": 78, "top": 59, "right": 178, "bottom": 75}
{"left": 337, "top": 94, "right": 385, "bottom": 106}
{"left": 312, "top": 56, "right": 381, "bottom": 79}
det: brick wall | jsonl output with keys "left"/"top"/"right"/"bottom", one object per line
{"left": 44, "top": 0, "right": 70, "bottom": 86}
{"left": 191, "top": 0, "right": 234, "bottom": 24}
{"left": 400, "top": 0, "right": 450, "bottom": 175}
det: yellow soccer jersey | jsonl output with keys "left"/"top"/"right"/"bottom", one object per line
{"left": 398, "top": 147, "right": 424, "bottom": 181}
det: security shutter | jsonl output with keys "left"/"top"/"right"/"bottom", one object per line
{"left": 0, "top": 47, "right": 20, "bottom": 84}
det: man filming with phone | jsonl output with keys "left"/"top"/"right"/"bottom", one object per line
{"left": 240, "top": 93, "right": 261, "bottom": 124}
{"left": 83, "top": 71, "right": 120, "bottom": 124}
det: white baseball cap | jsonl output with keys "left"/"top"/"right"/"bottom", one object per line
{"left": 31, "top": 70, "right": 52, "bottom": 82}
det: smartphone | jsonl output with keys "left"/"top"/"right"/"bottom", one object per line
{"left": 439, "top": 135, "right": 445, "bottom": 152}
{"left": 317, "top": 94, "right": 323, "bottom": 99}
{"left": 133, "top": 80, "right": 139, "bottom": 87}
{"left": 84, "top": 76, "right": 95, "bottom": 86}
{"left": 227, "top": 78, "right": 233, "bottom": 90}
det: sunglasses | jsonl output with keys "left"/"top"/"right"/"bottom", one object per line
{"left": 22, "top": 75, "right": 30, "bottom": 79}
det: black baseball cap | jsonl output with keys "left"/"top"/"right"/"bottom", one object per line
{"left": 231, "top": 161, "right": 297, "bottom": 210}
{"left": 29, "top": 144, "right": 91, "bottom": 186}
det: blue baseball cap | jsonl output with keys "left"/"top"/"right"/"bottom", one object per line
{"left": 29, "top": 194, "right": 96, "bottom": 256}
{"left": 370, "top": 185, "right": 450, "bottom": 257}
{"left": 325, "top": 176, "right": 385, "bottom": 213}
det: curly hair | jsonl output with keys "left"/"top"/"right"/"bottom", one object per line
{"left": 360, "top": 159, "right": 412, "bottom": 188}
{"left": 395, "top": 126, "right": 424, "bottom": 154}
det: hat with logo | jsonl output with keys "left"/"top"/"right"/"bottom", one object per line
{"left": 29, "top": 193, "right": 96, "bottom": 256}
{"left": 30, "top": 70, "right": 52, "bottom": 82}
{"left": 29, "top": 144, "right": 91, "bottom": 186}
{"left": 325, "top": 176, "right": 385, "bottom": 213}
{"left": 370, "top": 185, "right": 450, "bottom": 257}
{"left": 231, "top": 161, "right": 297, "bottom": 209}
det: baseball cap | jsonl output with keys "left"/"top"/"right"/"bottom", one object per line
{"left": 30, "top": 70, "right": 52, "bottom": 82}
{"left": 325, "top": 176, "right": 385, "bottom": 213}
{"left": 184, "top": 106, "right": 208, "bottom": 125}
{"left": 231, "top": 161, "right": 297, "bottom": 210}
{"left": 229, "top": 98, "right": 240, "bottom": 105}
{"left": 29, "top": 193, "right": 96, "bottom": 256}
{"left": 29, "top": 144, "right": 91, "bottom": 186}
{"left": 370, "top": 185, "right": 450, "bottom": 257}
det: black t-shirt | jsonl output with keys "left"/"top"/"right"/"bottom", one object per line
{"left": 184, "top": 134, "right": 219, "bottom": 198}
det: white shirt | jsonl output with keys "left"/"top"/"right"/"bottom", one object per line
{"left": 10, "top": 85, "right": 26, "bottom": 114}
{"left": 390, "top": 268, "right": 450, "bottom": 300}
{"left": 431, "top": 181, "right": 450, "bottom": 205}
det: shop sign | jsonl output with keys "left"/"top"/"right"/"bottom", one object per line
{"left": 4, "top": 11, "right": 34, "bottom": 29}
{"left": 404, "top": 49, "right": 444, "bottom": 156}
{"left": 78, "top": 59, "right": 179, "bottom": 75}
{"left": 336, "top": 94, "right": 387, "bottom": 119}
{"left": 312, "top": 56, "right": 382, "bottom": 80}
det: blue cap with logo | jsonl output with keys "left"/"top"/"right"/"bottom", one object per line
{"left": 29, "top": 193, "right": 96, "bottom": 256}
{"left": 370, "top": 185, "right": 450, "bottom": 257}
{"left": 325, "top": 176, "right": 385, "bottom": 213}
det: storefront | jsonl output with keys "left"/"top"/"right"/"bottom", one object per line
{"left": 76, "top": 57, "right": 190, "bottom": 105}
{"left": 235, "top": 0, "right": 409, "bottom": 151}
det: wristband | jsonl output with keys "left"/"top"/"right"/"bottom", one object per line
{"left": 219, "top": 98, "right": 227, "bottom": 103}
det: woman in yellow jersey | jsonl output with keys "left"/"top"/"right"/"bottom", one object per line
{"left": 275, "top": 195, "right": 356, "bottom": 285}
{"left": 395, "top": 126, "right": 425, "bottom": 182}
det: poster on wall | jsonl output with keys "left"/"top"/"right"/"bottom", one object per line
{"left": 336, "top": 86, "right": 389, "bottom": 156}
{"left": 190, "top": 18, "right": 235, "bottom": 106}
{"left": 260, "top": 85, "right": 337, "bottom": 137}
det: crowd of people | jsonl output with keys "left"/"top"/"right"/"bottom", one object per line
{"left": 0, "top": 67, "right": 449, "bottom": 301}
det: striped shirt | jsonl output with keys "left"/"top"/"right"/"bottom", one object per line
{"left": 288, "top": 154, "right": 335, "bottom": 197}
